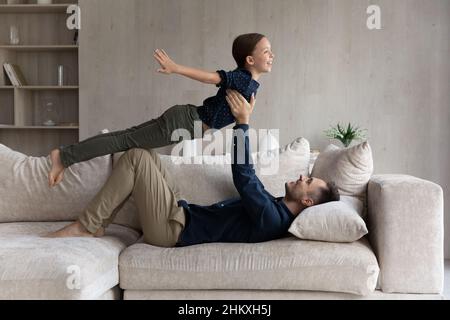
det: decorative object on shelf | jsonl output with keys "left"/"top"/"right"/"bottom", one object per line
{"left": 59, "top": 122, "right": 79, "bottom": 127}
{"left": 37, "top": 0, "right": 53, "bottom": 4}
{"left": 324, "top": 122, "right": 368, "bottom": 148}
{"left": 42, "top": 99, "right": 58, "bottom": 126}
{"left": 58, "top": 65, "right": 64, "bottom": 86}
{"left": 9, "top": 25, "right": 20, "bottom": 45}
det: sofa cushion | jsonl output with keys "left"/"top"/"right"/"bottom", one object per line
{"left": 288, "top": 200, "right": 368, "bottom": 242}
{"left": 0, "top": 222, "right": 140, "bottom": 299}
{"left": 119, "top": 237, "right": 379, "bottom": 295}
{"left": 311, "top": 142, "right": 373, "bottom": 204}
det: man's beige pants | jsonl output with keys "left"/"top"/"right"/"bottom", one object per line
{"left": 78, "top": 148, "right": 186, "bottom": 247}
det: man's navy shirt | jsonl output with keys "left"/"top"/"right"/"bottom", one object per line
{"left": 176, "top": 124, "right": 295, "bottom": 247}
{"left": 196, "top": 69, "right": 260, "bottom": 129}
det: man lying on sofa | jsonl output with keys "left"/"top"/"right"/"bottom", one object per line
{"left": 46, "top": 90, "right": 340, "bottom": 247}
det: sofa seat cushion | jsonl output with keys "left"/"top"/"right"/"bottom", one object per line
{"left": 0, "top": 222, "right": 140, "bottom": 300}
{"left": 119, "top": 236, "right": 380, "bottom": 296}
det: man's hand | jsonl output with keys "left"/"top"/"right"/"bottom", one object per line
{"left": 153, "top": 49, "right": 178, "bottom": 74}
{"left": 226, "top": 90, "right": 256, "bottom": 125}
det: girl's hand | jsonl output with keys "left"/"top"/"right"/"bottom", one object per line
{"left": 153, "top": 49, "right": 178, "bottom": 74}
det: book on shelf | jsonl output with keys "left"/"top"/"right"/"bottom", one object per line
{"left": 10, "top": 64, "right": 27, "bottom": 86}
{"left": 3, "top": 63, "right": 19, "bottom": 86}
{"left": 2, "top": 63, "right": 28, "bottom": 86}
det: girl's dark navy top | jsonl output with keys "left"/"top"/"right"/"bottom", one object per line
{"left": 196, "top": 68, "right": 260, "bottom": 129}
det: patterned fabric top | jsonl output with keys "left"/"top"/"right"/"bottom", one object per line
{"left": 197, "top": 68, "right": 260, "bottom": 129}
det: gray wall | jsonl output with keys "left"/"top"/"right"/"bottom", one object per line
{"left": 78, "top": 0, "right": 450, "bottom": 257}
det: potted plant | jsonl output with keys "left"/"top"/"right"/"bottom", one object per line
{"left": 324, "top": 122, "right": 367, "bottom": 148}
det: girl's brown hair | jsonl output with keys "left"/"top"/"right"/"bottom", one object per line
{"left": 232, "top": 33, "right": 266, "bottom": 69}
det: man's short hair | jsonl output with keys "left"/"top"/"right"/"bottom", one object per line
{"left": 311, "top": 181, "right": 340, "bottom": 205}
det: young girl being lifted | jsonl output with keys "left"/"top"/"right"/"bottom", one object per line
{"left": 48, "top": 33, "right": 275, "bottom": 187}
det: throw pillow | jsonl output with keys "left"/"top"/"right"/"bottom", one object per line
{"left": 288, "top": 200, "right": 368, "bottom": 242}
{"left": 310, "top": 142, "right": 373, "bottom": 203}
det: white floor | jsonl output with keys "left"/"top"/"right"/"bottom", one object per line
{"left": 445, "top": 259, "right": 450, "bottom": 300}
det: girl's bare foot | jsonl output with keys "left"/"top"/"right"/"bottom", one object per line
{"left": 44, "top": 221, "right": 105, "bottom": 238}
{"left": 49, "top": 148, "right": 65, "bottom": 187}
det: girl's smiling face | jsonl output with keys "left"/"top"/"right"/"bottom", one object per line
{"left": 247, "top": 37, "right": 275, "bottom": 73}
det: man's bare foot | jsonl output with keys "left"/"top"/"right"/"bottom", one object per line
{"left": 43, "top": 221, "right": 105, "bottom": 238}
{"left": 49, "top": 148, "right": 65, "bottom": 187}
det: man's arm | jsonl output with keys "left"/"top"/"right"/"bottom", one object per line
{"left": 226, "top": 90, "right": 283, "bottom": 228}
{"left": 153, "top": 49, "right": 221, "bottom": 85}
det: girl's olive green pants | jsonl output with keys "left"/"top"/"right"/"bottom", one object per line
{"left": 60, "top": 104, "right": 201, "bottom": 167}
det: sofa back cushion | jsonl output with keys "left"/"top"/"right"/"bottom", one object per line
{"left": 0, "top": 144, "right": 112, "bottom": 223}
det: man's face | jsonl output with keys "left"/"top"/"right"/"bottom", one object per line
{"left": 284, "top": 175, "right": 328, "bottom": 206}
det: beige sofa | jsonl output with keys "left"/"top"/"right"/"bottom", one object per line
{"left": 0, "top": 140, "right": 444, "bottom": 300}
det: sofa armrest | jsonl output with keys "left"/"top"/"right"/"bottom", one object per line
{"left": 367, "top": 174, "right": 444, "bottom": 294}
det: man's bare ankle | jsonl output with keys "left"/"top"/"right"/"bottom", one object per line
{"left": 51, "top": 149, "right": 62, "bottom": 164}
{"left": 75, "top": 221, "right": 91, "bottom": 234}
{"left": 94, "top": 227, "right": 105, "bottom": 237}
{"left": 76, "top": 221, "right": 104, "bottom": 237}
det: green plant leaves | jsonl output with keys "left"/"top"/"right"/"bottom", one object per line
{"left": 324, "top": 122, "right": 367, "bottom": 147}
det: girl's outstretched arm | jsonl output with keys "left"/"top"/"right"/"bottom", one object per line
{"left": 153, "top": 49, "right": 221, "bottom": 85}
